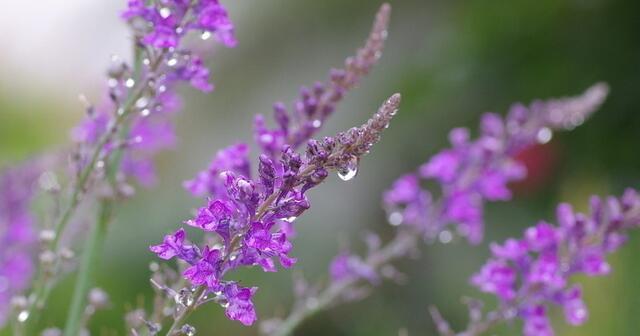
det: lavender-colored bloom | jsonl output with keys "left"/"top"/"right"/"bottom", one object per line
{"left": 183, "top": 246, "right": 223, "bottom": 288}
{"left": 329, "top": 252, "right": 378, "bottom": 284}
{"left": 122, "top": 0, "right": 236, "bottom": 49}
{"left": 183, "top": 143, "right": 251, "bottom": 198}
{"left": 467, "top": 189, "right": 640, "bottom": 335}
{"left": 152, "top": 93, "right": 401, "bottom": 326}
{"left": 222, "top": 283, "right": 258, "bottom": 326}
{"left": 252, "top": 4, "right": 391, "bottom": 157}
{"left": 0, "top": 164, "right": 41, "bottom": 326}
{"left": 149, "top": 228, "right": 200, "bottom": 264}
{"left": 384, "top": 83, "right": 609, "bottom": 244}
{"left": 71, "top": 0, "right": 236, "bottom": 190}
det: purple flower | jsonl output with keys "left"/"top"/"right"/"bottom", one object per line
{"left": 183, "top": 246, "right": 223, "bottom": 288}
{"left": 522, "top": 306, "right": 554, "bottom": 336}
{"left": 222, "top": 283, "right": 258, "bottom": 326}
{"left": 122, "top": 0, "right": 236, "bottom": 50}
{"left": 184, "top": 143, "right": 251, "bottom": 198}
{"left": 244, "top": 221, "right": 296, "bottom": 270}
{"left": 383, "top": 83, "right": 608, "bottom": 244}
{"left": 149, "top": 228, "right": 200, "bottom": 264}
{"left": 0, "top": 163, "right": 42, "bottom": 326}
{"left": 186, "top": 199, "right": 234, "bottom": 243}
{"left": 470, "top": 260, "right": 516, "bottom": 300}
{"left": 330, "top": 252, "right": 378, "bottom": 284}
{"left": 467, "top": 189, "right": 640, "bottom": 335}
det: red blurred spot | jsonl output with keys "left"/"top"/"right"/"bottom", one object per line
{"left": 511, "top": 143, "right": 561, "bottom": 194}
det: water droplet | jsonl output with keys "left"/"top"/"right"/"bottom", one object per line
{"left": 17, "top": 310, "right": 29, "bottom": 323}
{"left": 141, "top": 109, "right": 151, "bottom": 117}
{"left": 117, "top": 108, "right": 125, "bottom": 116}
{"left": 174, "top": 288, "right": 194, "bottom": 307}
{"left": 312, "top": 119, "right": 322, "bottom": 128}
{"left": 201, "top": 31, "right": 211, "bottom": 40}
{"left": 167, "top": 58, "right": 178, "bottom": 67}
{"left": 159, "top": 7, "right": 171, "bottom": 19}
{"left": 158, "top": 85, "right": 167, "bottom": 93}
{"left": 136, "top": 97, "right": 149, "bottom": 109}
{"left": 536, "top": 127, "right": 552, "bottom": 144}
{"left": 221, "top": 302, "right": 229, "bottom": 308}
{"left": 149, "top": 262, "right": 159, "bottom": 272}
{"left": 438, "top": 230, "right": 453, "bottom": 244}
{"left": 107, "top": 78, "right": 119, "bottom": 88}
{"left": 96, "top": 160, "right": 105, "bottom": 169}
{"left": 337, "top": 156, "right": 359, "bottom": 181}
{"left": 125, "top": 78, "right": 135, "bottom": 88}
{"left": 142, "top": 58, "right": 150, "bottom": 66}
{"left": 387, "top": 212, "right": 403, "bottom": 226}
{"left": 283, "top": 216, "right": 297, "bottom": 223}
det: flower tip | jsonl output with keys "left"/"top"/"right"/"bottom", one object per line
{"left": 380, "top": 3, "right": 392, "bottom": 14}
{"left": 587, "top": 82, "right": 610, "bottom": 101}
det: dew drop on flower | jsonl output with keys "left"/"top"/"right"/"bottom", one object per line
{"left": 125, "top": 78, "right": 135, "bottom": 88}
{"left": 149, "top": 262, "right": 159, "bottom": 272}
{"left": 141, "top": 109, "right": 151, "bottom": 117}
{"left": 201, "top": 31, "right": 212, "bottom": 40}
{"left": 312, "top": 119, "right": 322, "bottom": 128}
{"left": 107, "top": 78, "right": 118, "bottom": 88}
{"left": 337, "top": 156, "right": 359, "bottom": 181}
{"left": 136, "top": 97, "right": 149, "bottom": 109}
{"left": 167, "top": 58, "right": 178, "bottom": 67}
{"left": 438, "top": 230, "right": 453, "bottom": 244}
{"left": 283, "top": 216, "right": 297, "bottom": 223}
{"left": 159, "top": 7, "right": 171, "bottom": 19}
{"left": 387, "top": 212, "right": 403, "bottom": 226}
{"left": 174, "top": 289, "right": 194, "bottom": 307}
{"left": 536, "top": 127, "right": 553, "bottom": 144}
{"left": 17, "top": 310, "right": 29, "bottom": 323}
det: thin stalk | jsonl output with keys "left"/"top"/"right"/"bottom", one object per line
{"left": 23, "top": 45, "right": 156, "bottom": 331}
{"left": 63, "top": 201, "right": 113, "bottom": 336}
{"left": 270, "top": 232, "right": 417, "bottom": 336}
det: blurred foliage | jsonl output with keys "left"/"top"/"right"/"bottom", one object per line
{"left": 1, "top": 0, "right": 639, "bottom": 335}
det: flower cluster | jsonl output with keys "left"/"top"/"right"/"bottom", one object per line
{"left": 151, "top": 93, "right": 401, "bottom": 326}
{"left": 466, "top": 189, "right": 640, "bottom": 336}
{"left": 184, "top": 3, "right": 391, "bottom": 200}
{"left": 72, "top": 0, "right": 236, "bottom": 190}
{"left": 0, "top": 164, "right": 43, "bottom": 326}
{"left": 383, "top": 83, "right": 609, "bottom": 244}
{"left": 123, "top": 0, "right": 236, "bottom": 49}
{"left": 261, "top": 83, "right": 610, "bottom": 336}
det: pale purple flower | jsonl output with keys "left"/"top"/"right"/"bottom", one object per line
{"left": 222, "top": 283, "right": 258, "bottom": 326}
{"left": 467, "top": 189, "right": 640, "bottom": 335}
{"left": 0, "top": 164, "right": 41, "bottom": 326}
{"left": 384, "top": 83, "right": 609, "bottom": 244}
{"left": 149, "top": 228, "right": 200, "bottom": 263}
{"left": 152, "top": 94, "right": 401, "bottom": 326}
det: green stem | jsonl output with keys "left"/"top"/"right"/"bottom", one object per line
{"left": 62, "top": 201, "right": 113, "bottom": 336}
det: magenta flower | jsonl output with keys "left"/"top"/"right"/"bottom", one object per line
{"left": 384, "top": 83, "right": 609, "bottom": 244}
{"left": 466, "top": 189, "right": 640, "bottom": 335}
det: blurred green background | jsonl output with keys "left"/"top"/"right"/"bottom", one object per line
{"left": 1, "top": 0, "right": 639, "bottom": 334}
